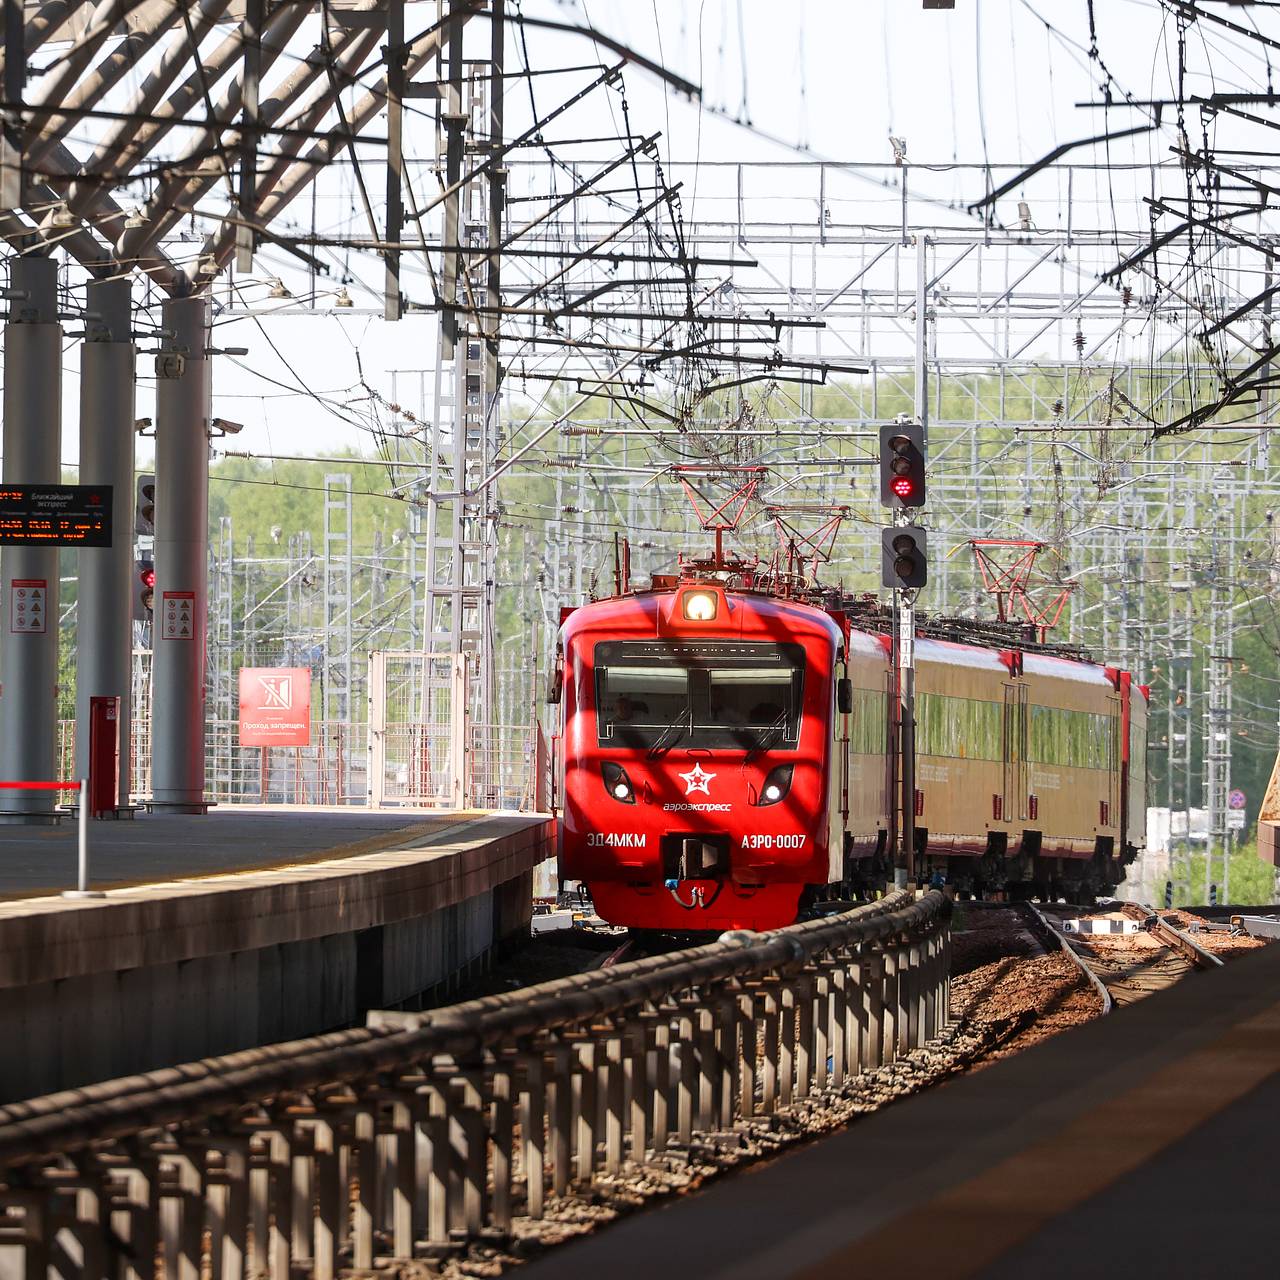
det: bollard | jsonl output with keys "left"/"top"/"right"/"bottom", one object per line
{"left": 62, "top": 779, "right": 105, "bottom": 900}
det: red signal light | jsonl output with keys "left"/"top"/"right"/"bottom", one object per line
{"left": 142, "top": 568, "right": 155, "bottom": 589}
{"left": 891, "top": 476, "right": 915, "bottom": 499}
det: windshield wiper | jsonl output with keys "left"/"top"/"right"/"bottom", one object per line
{"left": 745, "top": 709, "right": 790, "bottom": 764}
{"left": 646, "top": 703, "right": 691, "bottom": 758}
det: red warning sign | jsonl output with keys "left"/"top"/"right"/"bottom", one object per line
{"left": 239, "top": 667, "right": 311, "bottom": 747}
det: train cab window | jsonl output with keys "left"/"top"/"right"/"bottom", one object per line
{"left": 594, "top": 640, "right": 805, "bottom": 749}
{"left": 707, "top": 669, "right": 789, "bottom": 728}
{"left": 598, "top": 667, "right": 685, "bottom": 730}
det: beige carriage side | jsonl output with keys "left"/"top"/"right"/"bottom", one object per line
{"left": 1126, "top": 686, "right": 1148, "bottom": 853}
{"left": 842, "top": 629, "right": 891, "bottom": 855}
{"left": 1020, "top": 654, "right": 1120, "bottom": 859}
{"left": 913, "top": 640, "right": 1010, "bottom": 856}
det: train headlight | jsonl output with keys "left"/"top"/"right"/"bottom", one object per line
{"left": 682, "top": 589, "right": 718, "bottom": 621}
{"left": 601, "top": 761, "right": 636, "bottom": 804}
{"left": 756, "top": 763, "right": 794, "bottom": 807}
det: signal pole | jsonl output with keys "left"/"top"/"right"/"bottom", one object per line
{"left": 880, "top": 417, "right": 927, "bottom": 887}
{"left": 898, "top": 556, "right": 917, "bottom": 887}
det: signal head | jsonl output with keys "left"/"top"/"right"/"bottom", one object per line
{"left": 881, "top": 524, "right": 928, "bottom": 590}
{"left": 878, "top": 421, "right": 926, "bottom": 509}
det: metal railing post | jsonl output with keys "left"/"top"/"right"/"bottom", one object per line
{"left": 626, "top": 1024, "right": 649, "bottom": 1164}
{"left": 352, "top": 1109, "right": 378, "bottom": 1270}
{"left": 880, "top": 947, "right": 899, "bottom": 1064}
{"left": 519, "top": 1051, "right": 547, "bottom": 1217}
{"left": 907, "top": 938, "right": 923, "bottom": 1049}
{"left": 388, "top": 1103, "right": 415, "bottom": 1254}
{"left": 813, "top": 968, "right": 831, "bottom": 1092}
{"left": 574, "top": 1038, "right": 597, "bottom": 1181}
{"left": 650, "top": 1014, "right": 671, "bottom": 1151}
{"left": 760, "top": 985, "right": 780, "bottom": 1114}
{"left": 795, "top": 976, "right": 814, "bottom": 1099}
{"left": 491, "top": 1060, "right": 516, "bottom": 1230}
{"left": 830, "top": 961, "right": 848, "bottom": 1086}
{"left": 736, "top": 987, "right": 758, "bottom": 1118}
{"left": 896, "top": 941, "right": 912, "bottom": 1057}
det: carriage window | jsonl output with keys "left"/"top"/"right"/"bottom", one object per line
{"left": 849, "top": 686, "right": 888, "bottom": 755}
{"left": 594, "top": 641, "right": 805, "bottom": 749}
{"left": 1029, "top": 706, "right": 1114, "bottom": 769}
{"left": 916, "top": 693, "right": 1002, "bottom": 761}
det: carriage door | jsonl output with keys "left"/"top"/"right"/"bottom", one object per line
{"left": 1107, "top": 695, "right": 1122, "bottom": 830}
{"left": 837, "top": 661, "right": 850, "bottom": 821}
{"left": 1002, "top": 684, "right": 1028, "bottom": 822}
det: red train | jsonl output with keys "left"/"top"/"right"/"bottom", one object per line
{"left": 550, "top": 569, "right": 1147, "bottom": 932}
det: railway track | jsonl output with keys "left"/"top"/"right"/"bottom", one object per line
{"left": 595, "top": 936, "right": 636, "bottom": 968}
{"left": 1023, "top": 901, "right": 1220, "bottom": 1010}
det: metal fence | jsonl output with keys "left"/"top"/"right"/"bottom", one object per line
{"left": 367, "top": 651, "right": 461, "bottom": 807}
{"left": 55, "top": 718, "right": 536, "bottom": 811}
{"left": 0, "top": 891, "right": 949, "bottom": 1279}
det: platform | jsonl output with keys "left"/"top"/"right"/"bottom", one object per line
{"left": 0, "top": 809, "right": 553, "bottom": 1101}
{"left": 527, "top": 932, "right": 1280, "bottom": 1280}
{"left": 0, "top": 805, "right": 463, "bottom": 900}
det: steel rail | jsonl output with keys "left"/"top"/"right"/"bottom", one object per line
{"left": 0, "top": 892, "right": 950, "bottom": 1277}
{"left": 1016, "top": 901, "right": 1115, "bottom": 1016}
{"left": 1127, "top": 904, "right": 1225, "bottom": 970}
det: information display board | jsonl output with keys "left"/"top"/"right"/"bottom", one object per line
{"left": 0, "top": 485, "right": 112, "bottom": 547}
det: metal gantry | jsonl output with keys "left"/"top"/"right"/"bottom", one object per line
{"left": 0, "top": 2, "right": 1274, "bottom": 884}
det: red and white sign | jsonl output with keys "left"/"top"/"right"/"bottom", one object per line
{"left": 239, "top": 667, "right": 311, "bottom": 747}
{"left": 9, "top": 579, "right": 47, "bottom": 634}
{"left": 161, "top": 590, "right": 195, "bottom": 640}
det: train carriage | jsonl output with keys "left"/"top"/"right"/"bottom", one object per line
{"left": 838, "top": 627, "right": 893, "bottom": 863}
{"left": 913, "top": 638, "right": 1009, "bottom": 859}
{"left": 911, "top": 645, "right": 1144, "bottom": 897}
{"left": 555, "top": 579, "right": 842, "bottom": 931}
{"left": 552, "top": 571, "right": 1148, "bottom": 930}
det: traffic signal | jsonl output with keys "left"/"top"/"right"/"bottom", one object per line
{"left": 133, "top": 559, "right": 155, "bottom": 621}
{"left": 882, "top": 525, "right": 928, "bottom": 589}
{"left": 878, "top": 421, "right": 926, "bottom": 508}
{"left": 134, "top": 472, "right": 155, "bottom": 536}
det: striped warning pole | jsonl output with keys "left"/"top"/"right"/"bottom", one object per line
{"left": 0, "top": 780, "right": 103, "bottom": 898}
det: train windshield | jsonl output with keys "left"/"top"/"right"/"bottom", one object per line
{"left": 593, "top": 640, "right": 806, "bottom": 750}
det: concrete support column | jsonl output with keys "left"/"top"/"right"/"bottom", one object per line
{"left": 150, "top": 295, "right": 210, "bottom": 811}
{"left": 75, "top": 278, "right": 135, "bottom": 807}
{"left": 0, "top": 257, "right": 62, "bottom": 822}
